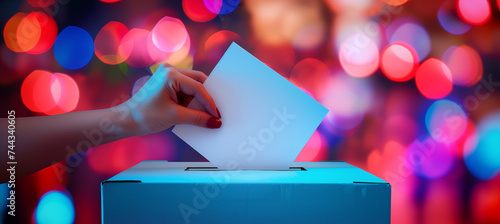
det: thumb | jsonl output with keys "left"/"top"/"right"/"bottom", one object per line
{"left": 176, "top": 106, "right": 222, "bottom": 129}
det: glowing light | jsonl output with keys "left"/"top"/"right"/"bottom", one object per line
{"left": 27, "top": 0, "right": 57, "bottom": 7}
{"left": 389, "top": 22, "right": 430, "bottom": 61}
{"left": 383, "top": 0, "right": 409, "bottom": 6}
{"left": 3, "top": 12, "right": 26, "bottom": 52}
{"left": 204, "top": 30, "right": 243, "bottom": 64}
{"left": 442, "top": 45, "right": 483, "bottom": 86}
{"left": 54, "top": 26, "right": 94, "bottom": 70}
{"left": 321, "top": 72, "right": 372, "bottom": 131}
{"left": 295, "top": 131, "right": 327, "bottom": 162}
{"left": 21, "top": 70, "right": 79, "bottom": 115}
{"left": 464, "top": 112, "right": 500, "bottom": 180}
{"left": 3, "top": 12, "right": 56, "bottom": 54}
{"left": 254, "top": 42, "right": 295, "bottom": 77}
{"left": 380, "top": 43, "right": 418, "bottom": 82}
{"left": 183, "top": 0, "right": 217, "bottom": 22}
{"left": 438, "top": 2, "right": 471, "bottom": 35}
{"left": 95, "top": 21, "right": 129, "bottom": 65}
{"left": 165, "top": 33, "right": 191, "bottom": 66}
{"left": 204, "top": 0, "right": 240, "bottom": 15}
{"left": 408, "top": 136, "right": 454, "bottom": 179}
{"left": 26, "top": 12, "right": 57, "bottom": 54}
{"left": 291, "top": 23, "right": 326, "bottom": 51}
{"left": 338, "top": 33, "right": 379, "bottom": 78}
{"left": 118, "top": 28, "right": 153, "bottom": 68}
{"left": 289, "top": 58, "right": 330, "bottom": 99}
{"left": 457, "top": 0, "right": 491, "bottom": 25}
{"left": 152, "top": 16, "right": 187, "bottom": 53}
{"left": 415, "top": 58, "right": 453, "bottom": 99}
{"left": 87, "top": 133, "right": 173, "bottom": 174}
{"left": 35, "top": 191, "right": 75, "bottom": 224}
{"left": 100, "top": 0, "right": 122, "bottom": 2}
{"left": 425, "top": 100, "right": 468, "bottom": 143}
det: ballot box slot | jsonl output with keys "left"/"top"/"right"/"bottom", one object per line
{"left": 184, "top": 167, "right": 307, "bottom": 171}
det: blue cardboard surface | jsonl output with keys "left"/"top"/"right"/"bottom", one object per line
{"left": 102, "top": 161, "right": 391, "bottom": 224}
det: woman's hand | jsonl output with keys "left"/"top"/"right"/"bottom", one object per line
{"left": 115, "top": 63, "right": 222, "bottom": 136}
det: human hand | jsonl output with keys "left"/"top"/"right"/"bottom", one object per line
{"left": 114, "top": 63, "right": 221, "bottom": 136}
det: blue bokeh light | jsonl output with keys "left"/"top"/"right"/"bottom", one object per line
{"left": 54, "top": 26, "right": 94, "bottom": 70}
{"left": 389, "top": 22, "right": 431, "bottom": 62}
{"left": 464, "top": 112, "right": 500, "bottom": 180}
{"left": 35, "top": 190, "right": 75, "bottom": 224}
{"left": 437, "top": 4, "right": 471, "bottom": 35}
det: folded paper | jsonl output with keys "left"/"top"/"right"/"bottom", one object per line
{"left": 172, "top": 42, "right": 328, "bottom": 169}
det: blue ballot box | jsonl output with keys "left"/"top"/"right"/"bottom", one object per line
{"left": 101, "top": 161, "right": 391, "bottom": 224}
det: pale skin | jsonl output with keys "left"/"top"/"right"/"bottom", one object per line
{"left": 0, "top": 64, "right": 222, "bottom": 183}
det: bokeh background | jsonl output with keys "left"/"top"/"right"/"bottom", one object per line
{"left": 1, "top": 0, "right": 500, "bottom": 223}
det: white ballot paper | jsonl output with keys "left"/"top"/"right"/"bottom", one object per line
{"left": 172, "top": 42, "right": 328, "bottom": 170}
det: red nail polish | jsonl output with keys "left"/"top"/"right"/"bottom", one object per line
{"left": 216, "top": 108, "right": 221, "bottom": 118}
{"left": 207, "top": 117, "right": 222, "bottom": 129}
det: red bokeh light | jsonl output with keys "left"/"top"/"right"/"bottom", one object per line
{"left": 21, "top": 70, "right": 80, "bottom": 115}
{"left": 95, "top": 21, "right": 129, "bottom": 65}
{"left": 183, "top": 0, "right": 217, "bottom": 22}
{"left": 151, "top": 16, "right": 187, "bottom": 53}
{"left": 380, "top": 43, "right": 418, "bottom": 82}
{"left": 415, "top": 58, "right": 453, "bottom": 99}
{"left": 204, "top": 30, "right": 243, "bottom": 64}
{"left": 3, "top": 12, "right": 57, "bottom": 54}
{"left": 457, "top": 0, "right": 491, "bottom": 25}
{"left": 289, "top": 58, "right": 330, "bottom": 99}
{"left": 118, "top": 28, "right": 154, "bottom": 68}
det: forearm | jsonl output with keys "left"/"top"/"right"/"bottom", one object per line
{"left": 1, "top": 107, "right": 134, "bottom": 183}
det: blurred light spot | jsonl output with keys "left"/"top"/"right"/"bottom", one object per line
{"left": 95, "top": 21, "right": 129, "bottom": 65}
{"left": 54, "top": 26, "right": 94, "bottom": 70}
{"left": 292, "top": 23, "right": 325, "bottom": 51}
{"left": 383, "top": 0, "right": 409, "bottom": 6}
{"left": 3, "top": 12, "right": 27, "bottom": 52}
{"left": 425, "top": 100, "right": 468, "bottom": 143}
{"left": 339, "top": 33, "right": 379, "bottom": 78}
{"left": 21, "top": 70, "right": 79, "bottom": 115}
{"left": 247, "top": 0, "right": 326, "bottom": 45}
{"left": 254, "top": 42, "right": 295, "bottom": 77}
{"left": 165, "top": 33, "right": 191, "bottom": 66}
{"left": 204, "top": 0, "right": 239, "bottom": 15}
{"left": 28, "top": 0, "right": 57, "bottom": 7}
{"left": 3, "top": 12, "right": 57, "bottom": 54}
{"left": 471, "top": 178, "right": 500, "bottom": 223}
{"left": 438, "top": 1, "right": 471, "bottom": 35}
{"left": 147, "top": 31, "right": 171, "bottom": 64}
{"left": 407, "top": 136, "right": 454, "bottom": 179}
{"left": 333, "top": 16, "right": 383, "bottom": 52}
{"left": 465, "top": 112, "right": 500, "bottom": 180}
{"left": 35, "top": 190, "right": 75, "bottom": 224}
{"left": 100, "top": 0, "right": 122, "bottom": 2}
{"left": 442, "top": 45, "right": 483, "bottom": 86}
{"left": 289, "top": 58, "right": 330, "bottom": 99}
{"left": 415, "top": 58, "right": 453, "bottom": 99}
{"left": 204, "top": 30, "right": 243, "bottom": 64}
{"left": 87, "top": 133, "right": 174, "bottom": 174}
{"left": 380, "top": 43, "right": 418, "bottom": 82}
{"left": 321, "top": 72, "right": 372, "bottom": 131}
{"left": 27, "top": 12, "right": 57, "bottom": 54}
{"left": 326, "top": 0, "right": 384, "bottom": 14}
{"left": 183, "top": 0, "right": 217, "bottom": 22}
{"left": 457, "top": 0, "right": 491, "bottom": 25}
{"left": 118, "top": 28, "right": 153, "bottom": 68}
{"left": 389, "top": 21, "right": 430, "bottom": 62}
{"left": 152, "top": 16, "right": 187, "bottom": 52}
{"left": 132, "top": 75, "right": 151, "bottom": 95}
{"left": 295, "top": 131, "right": 327, "bottom": 162}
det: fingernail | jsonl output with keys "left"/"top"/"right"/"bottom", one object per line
{"left": 216, "top": 108, "right": 221, "bottom": 118}
{"left": 207, "top": 117, "right": 222, "bottom": 129}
